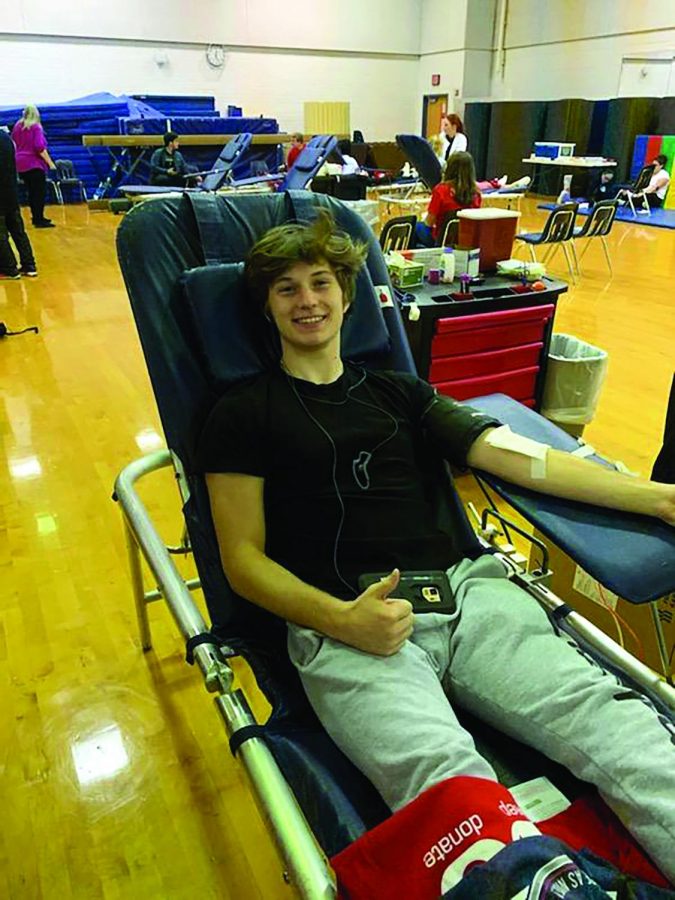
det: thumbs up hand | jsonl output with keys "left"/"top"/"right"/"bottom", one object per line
{"left": 333, "top": 569, "right": 414, "bottom": 656}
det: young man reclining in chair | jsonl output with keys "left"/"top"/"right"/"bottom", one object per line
{"left": 196, "top": 212, "right": 675, "bottom": 883}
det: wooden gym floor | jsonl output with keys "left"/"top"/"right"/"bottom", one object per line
{"left": 0, "top": 198, "right": 673, "bottom": 898}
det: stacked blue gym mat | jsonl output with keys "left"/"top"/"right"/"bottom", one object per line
{"left": 0, "top": 92, "right": 281, "bottom": 199}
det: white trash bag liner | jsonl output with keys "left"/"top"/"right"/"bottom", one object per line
{"left": 541, "top": 333, "right": 609, "bottom": 425}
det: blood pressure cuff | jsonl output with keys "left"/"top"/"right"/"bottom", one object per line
{"left": 422, "top": 392, "right": 501, "bottom": 469}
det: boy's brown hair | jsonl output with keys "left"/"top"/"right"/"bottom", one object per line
{"left": 244, "top": 210, "right": 369, "bottom": 315}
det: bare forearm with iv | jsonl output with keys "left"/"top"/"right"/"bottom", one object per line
{"left": 467, "top": 426, "right": 674, "bottom": 523}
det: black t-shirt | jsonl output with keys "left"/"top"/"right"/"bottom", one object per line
{"left": 195, "top": 364, "right": 500, "bottom": 598}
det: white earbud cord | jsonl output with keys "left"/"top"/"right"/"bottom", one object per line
{"left": 285, "top": 368, "right": 400, "bottom": 595}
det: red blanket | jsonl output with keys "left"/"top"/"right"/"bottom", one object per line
{"left": 331, "top": 777, "right": 669, "bottom": 899}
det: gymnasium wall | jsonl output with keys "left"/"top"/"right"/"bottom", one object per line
{"left": 417, "top": 0, "right": 496, "bottom": 124}
{"left": 0, "top": 0, "right": 422, "bottom": 54}
{"left": 0, "top": 0, "right": 421, "bottom": 140}
{"left": 2, "top": 1, "right": 673, "bottom": 141}
{"left": 489, "top": 0, "right": 675, "bottom": 101}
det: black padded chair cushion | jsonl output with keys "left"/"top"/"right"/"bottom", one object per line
{"left": 181, "top": 263, "right": 392, "bottom": 391}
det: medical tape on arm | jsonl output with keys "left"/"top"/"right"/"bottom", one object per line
{"left": 570, "top": 441, "right": 638, "bottom": 476}
{"left": 570, "top": 443, "right": 595, "bottom": 459}
{"left": 484, "top": 425, "right": 549, "bottom": 479}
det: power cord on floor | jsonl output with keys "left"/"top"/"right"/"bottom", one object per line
{"left": 0, "top": 322, "right": 39, "bottom": 338}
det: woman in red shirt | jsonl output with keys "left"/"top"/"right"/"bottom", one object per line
{"left": 415, "top": 151, "right": 481, "bottom": 247}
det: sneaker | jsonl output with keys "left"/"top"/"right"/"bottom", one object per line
{"left": 0, "top": 271, "right": 21, "bottom": 280}
{"left": 34, "top": 220, "right": 55, "bottom": 228}
{"left": 21, "top": 268, "right": 38, "bottom": 278}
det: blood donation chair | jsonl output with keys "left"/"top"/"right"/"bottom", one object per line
{"left": 279, "top": 134, "right": 339, "bottom": 190}
{"left": 395, "top": 133, "right": 531, "bottom": 197}
{"left": 114, "top": 190, "right": 675, "bottom": 899}
{"left": 210, "top": 134, "right": 339, "bottom": 192}
{"left": 120, "top": 132, "right": 254, "bottom": 198}
{"left": 122, "top": 133, "right": 338, "bottom": 200}
{"left": 396, "top": 133, "right": 444, "bottom": 191}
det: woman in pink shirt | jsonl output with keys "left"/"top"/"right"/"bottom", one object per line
{"left": 11, "top": 105, "right": 57, "bottom": 228}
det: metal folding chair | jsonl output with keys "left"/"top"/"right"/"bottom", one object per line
{"left": 54, "top": 159, "right": 88, "bottom": 203}
{"left": 572, "top": 199, "right": 618, "bottom": 275}
{"left": 437, "top": 213, "right": 459, "bottom": 248}
{"left": 515, "top": 203, "right": 578, "bottom": 281}
{"left": 379, "top": 215, "right": 416, "bottom": 252}
{"left": 624, "top": 165, "right": 655, "bottom": 217}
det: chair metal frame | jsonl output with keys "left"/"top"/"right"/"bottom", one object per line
{"left": 624, "top": 165, "right": 655, "bottom": 218}
{"left": 379, "top": 214, "right": 417, "bottom": 252}
{"left": 53, "top": 158, "right": 88, "bottom": 203}
{"left": 516, "top": 203, "right": 579, "bottom": 282}
{"left": 114, "top": 449, "right": 675, "bottom": 899}
{"left": 572, "top": 199, "right": 618, "bottom": 275}
{"left": 113, "top": 192, "right": 675, "bottom": 897}
{"left": 437, "top": 213, "right": 459, "bottom": 248}
{"left": 45, "top": 177, "right": 63, "bottom": 206}
{"left": 114, "top": 451, "right": 336, "bottom": 899}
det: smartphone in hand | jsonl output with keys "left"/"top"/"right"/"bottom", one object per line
{"left": 358, "top": 571, "right": 455, "bottom": 614}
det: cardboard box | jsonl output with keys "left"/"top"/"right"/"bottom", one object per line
{"left": 400, "top": 247, "right": 443, "bottom": 275}
{"left": 385, "top": 254, "right": 424, "bottom": 288}
{"left": 453, "top": 246, "right": 480, "bottom": 278}
{"left": 530, "top": 527, "right": 675, "bottom": 678}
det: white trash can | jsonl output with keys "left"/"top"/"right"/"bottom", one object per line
{"left": 541, "top": 334, "right": 609, "bottom": 427}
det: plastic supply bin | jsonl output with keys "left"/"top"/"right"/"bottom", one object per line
{"left": 541, "top": 334, "right": 608, "bottom": 426}
{"left": 457, "top": 208, "right": 521, "bottom": 272}
{"left": 534, "top": 142, "right": 576, "bottom": 159}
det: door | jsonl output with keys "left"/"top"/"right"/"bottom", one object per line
{"left": 423, "top": 95, "right": 449, "bottom": 138}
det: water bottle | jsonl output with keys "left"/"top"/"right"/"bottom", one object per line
{"left": 440, "top": 247, "right": 455, "bottom": 283}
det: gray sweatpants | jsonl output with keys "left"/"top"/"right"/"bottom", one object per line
{"left": 288, "top": 556, "right": 675, "bottom": 882}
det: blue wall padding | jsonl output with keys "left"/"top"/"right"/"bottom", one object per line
{"left": 485, "top": 101, "right": 548, "bottom": 182}
{"left": 463, "top": 103, "right": 492, "bottom": 180}
{"left": 125, "top": 96, "right": 166, "bottom": 119}
{"left": 587, "top": 100, "right": 609, "bottom": 155}
{"left": 658, "top": 97, "right": 675, "bottom": 135}
{"left": 169, "top": 116, "right": 278, "bottom": 135}
{"left": 0, "top": 93, "right": 279, "bottom": 198}
{"left": 0, "top": 93, "right": 149, "bottom": 197}
{"left": 602, "top": 97, "right": 660, "bottom": 182}
{"left": 131, "top": 95, "right": 217, "bottom": 117}
{"left": 542, "top": 99, "right": 594, "bottom": 155}
{"left": 630, "top": 135, "right": 648, "bottom": 179}
{"left": 119, "top": 117, "right": 170, "bottom": 135}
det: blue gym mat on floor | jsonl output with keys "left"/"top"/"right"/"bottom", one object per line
{"left": 538, "top": 202, "right": 675, "bottom": 229}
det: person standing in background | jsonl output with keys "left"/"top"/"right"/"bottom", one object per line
{"left": 0, "top": 128, "right": 37, "bottom": 279}
{"left": 11, "top": 105, "right": 57, "bottom": 228}
{"left": 440, "top": 113, "right": 468, "bottom": 160}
